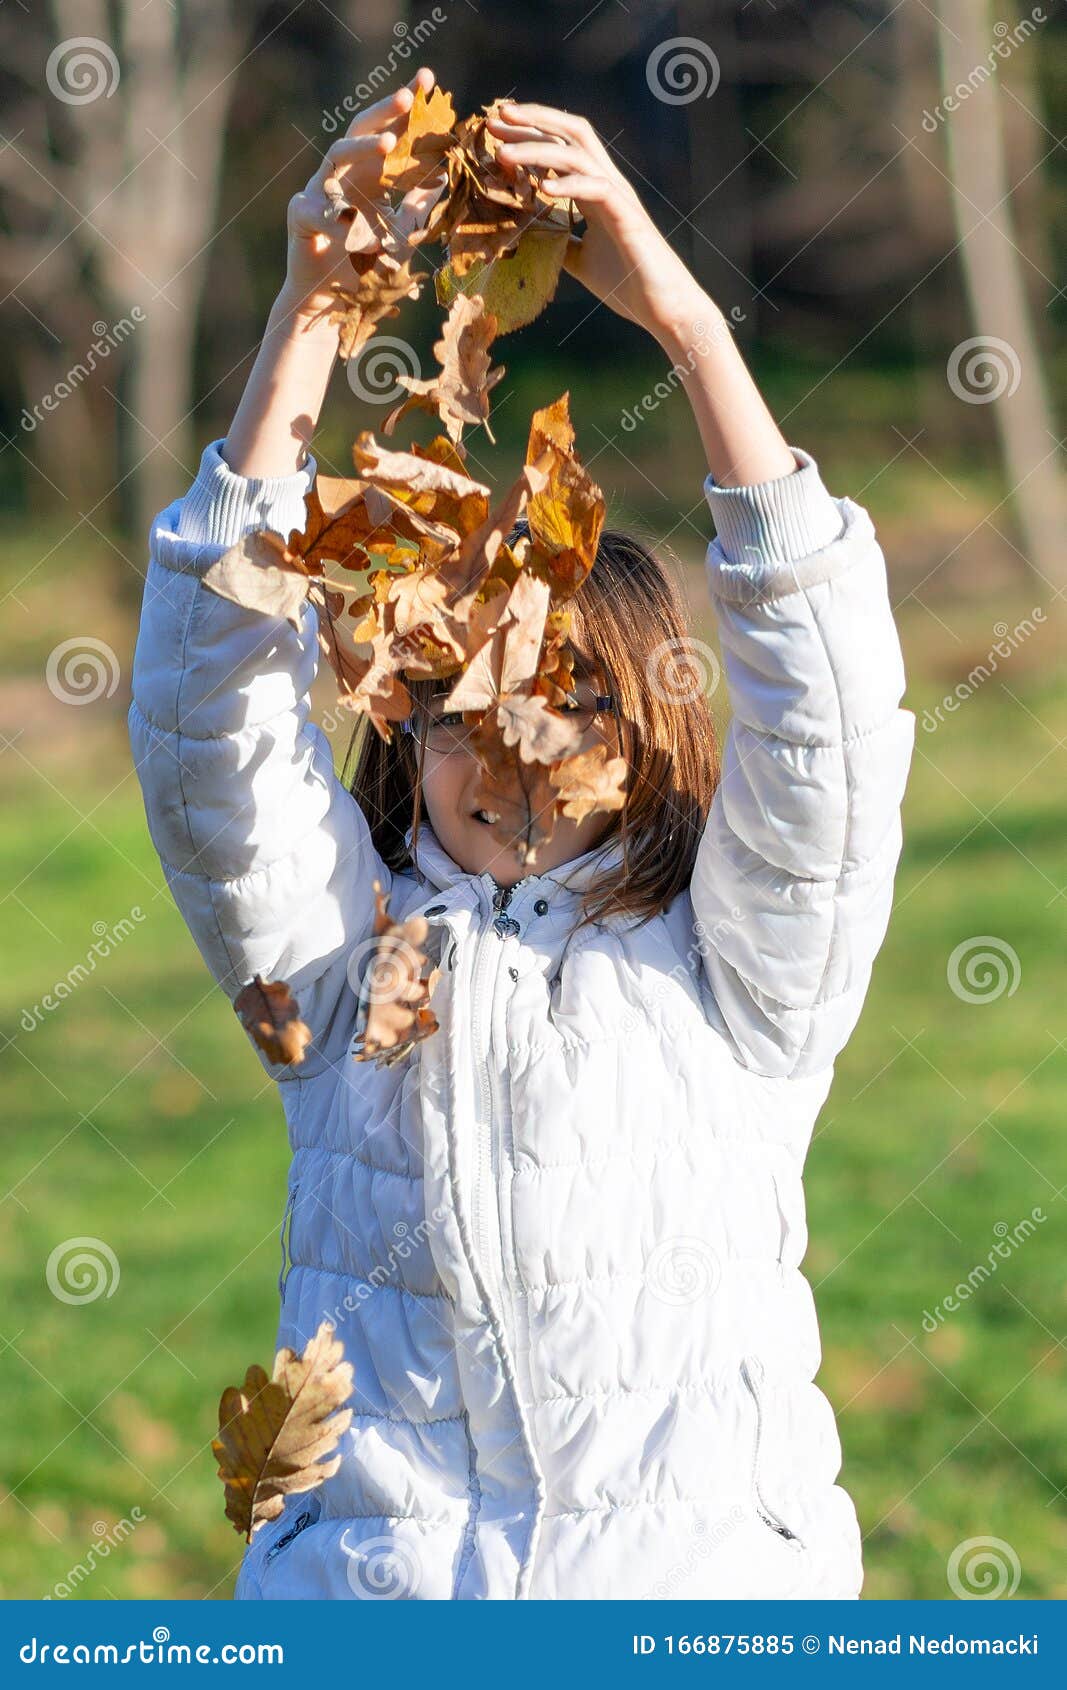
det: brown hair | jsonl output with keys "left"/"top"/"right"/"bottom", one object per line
{"left": 343, "top": 525, "right": 721, "bottom": 928}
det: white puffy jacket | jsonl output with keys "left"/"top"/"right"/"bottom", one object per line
{"left": 130, "top": 437, "right": 915, "bottom": 1601}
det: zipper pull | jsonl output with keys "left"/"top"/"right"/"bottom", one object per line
{"left": 491, "top": 885, "right": 520, "bottom": 940}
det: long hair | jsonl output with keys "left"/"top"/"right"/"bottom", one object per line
{"left": 343, "top": 525, "right": 721, "bottom": 928}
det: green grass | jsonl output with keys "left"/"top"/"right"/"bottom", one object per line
{"left": 1, "top": 465, "right": 1065, "bottom": 1600}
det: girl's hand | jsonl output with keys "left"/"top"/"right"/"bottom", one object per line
{"left": 486, "top": 100, "right": 711, "bottom": 347}
{"left": 277, "top": 67, "right": 444, "bottom": 326}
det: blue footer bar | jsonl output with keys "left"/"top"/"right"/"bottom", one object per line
{"left": 3, "top": 1600, "right": 1065, "bottom": 1685}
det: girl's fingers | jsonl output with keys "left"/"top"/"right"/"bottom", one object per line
{"left": 310, "top": 133, "right": 395, "bottom": 199}
{"left": 536, "top": 173, "right": 614, "bottom": 208}
{"left": 486, "top": 116, "right": 560, "bottom": 146}
{"left": 496, "top": 100, "right": 612, "bottom": 165}
{"left": 495, "top": 140, "right": 596, "bottom": 177}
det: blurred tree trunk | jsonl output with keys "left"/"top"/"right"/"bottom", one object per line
{"left": 13, "top": 0, "right": 253, "bottom": 556}
{"left": 935, "top": 0, "right": 1065, "bottom": 594}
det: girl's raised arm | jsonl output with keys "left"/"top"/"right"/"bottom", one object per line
{"left": 129, "top": 71, "right": 439, "bottom": 1075}
{"left": 688, "top": 439, "right": 915, "bottom": 1080}
{"left": 488, "top": 100, "right": 916, "bottom": 1079}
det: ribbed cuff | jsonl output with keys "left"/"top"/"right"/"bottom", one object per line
{"left": 703, "top": 446, "right": 845, "bottom": 567}
{"left": 175, "top": 438, "right": 317, "bottom": 548}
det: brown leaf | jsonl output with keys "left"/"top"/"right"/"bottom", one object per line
{"left": 234, "top": 976, "right": 313, "bottom": 1067}
{"left": 353, "top": 883, "right": 440, "bottom": 1066}
{"left": 523, "top": 393, "right": 605, "bottom": 596}
{"left": 436, "top": 459, "right": 548, "bottom": 619}
{"left": 496, "top": 693, "right": 585, "bottom": 764}
{"left": 212, "top": 1321, "right": 353, "bottom": 1541}
{"left": 324, "top": 253, "right": 424, "bottom": 361}
{"left": 550, "top": 743, "right": 628, "bottom": 823}
{"left": 386, "top": 293, "right": 505, "bottom": 445}
{"left": 202, "top": 532, "right": 313, "bottom": 628}
{"left": 446, "top": 571, "right": 551, "bottom": 711}
{"left": 379, "top": 84, "right": 457, "bottom": 196}
{"left": 469, "top": 729, "right": 560, "bottom": 867}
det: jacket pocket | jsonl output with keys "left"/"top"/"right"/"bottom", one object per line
{"left": 278, "top": 1178, "right": 299, "bottom": 1301}
{"left": 740, "top": 1355, "right": 805, "bottom": 1548}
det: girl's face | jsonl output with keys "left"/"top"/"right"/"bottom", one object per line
{"left": 416, "top": 679, "right": 623, "bottom": 886}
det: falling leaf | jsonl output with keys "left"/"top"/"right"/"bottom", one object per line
{"left": 523, "top": 393, "right": 605, "bottom": 595}
{"left": 213, "top": 1321, "right": 353, "bottom": 1541}
{"left": 386, "top": 293, "right": 504, "bottom": 444}
{"left": 234, "top": 976, "right": 313, "bottom": 1066}
{"left": 202, "top": 532, "right": 314, "bottom": 628}
{"left": 323, "top": 253, "right": 424, "bottom": 361}
{"left": 550, "top": 743, "right": 628, "bottom": 823}
{"left": 353, "top": 883, "right": 440, "bottom": 1066}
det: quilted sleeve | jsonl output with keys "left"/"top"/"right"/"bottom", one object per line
{"left": 690, "top": 447, "right": 915, "bottom": 1080}
{"left": 128, "top": 437, "right": 389, "bottom": 1075}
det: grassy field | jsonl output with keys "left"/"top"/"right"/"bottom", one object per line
{"left": 2, "top": 377, "right": 1065, "bottom": 1600}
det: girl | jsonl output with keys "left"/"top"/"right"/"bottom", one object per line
{"left": 131, "top": 68, "right": 915, "bottom": 1600}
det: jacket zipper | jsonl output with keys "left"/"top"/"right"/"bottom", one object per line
{"left": 470, "top": 884, "right": 515, "bottom": 1320}
{"left": 740, "top": 1356, "right": 804, "bottom": 1546}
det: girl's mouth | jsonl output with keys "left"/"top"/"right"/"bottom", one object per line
{"left": 473, "top": 808, "right": 501, "bottom": 826}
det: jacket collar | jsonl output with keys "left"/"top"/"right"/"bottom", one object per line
{"left": 408, "top": 825, "right": 624, "bottom": 910}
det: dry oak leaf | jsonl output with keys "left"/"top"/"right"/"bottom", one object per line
{"left": 234, "top": 976, "right": 313, "bottom": 1067}
{"left": 550, "top": 743, "right": 628, "bottom": 823}
{"left": 325, "top": 251, "right": 424, "bottom": 361}
{"left": 386, "top": 293, "right": 504, "bottom": 445}
{"left": 202, "top": 531, "right": 315, "bottom": 630}
{"left": 353, "top": 882, "right": 440, "bottom": 1067}
{"left": 290, "top": 476, "right": 385, "bottom": 574}
{"left": 352, "top": 433, "right": 490, "bottom": 544}
{"left": 379, "top": 83, "right": 457, "bottom": 196}
{"left": 469, "top": 727, "right": 561, "bottom": 867}
{"left": 446, "top": 569, "right": 552, "bottom": 711}
{"left": 436, "top": 458, "right": 549, "bottom": 619}
{"left": 213, "top": 1321, "right": 353, "bottom": 1541}
{"left": 523, "top": 393, "right": 605, "bottom": 596}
